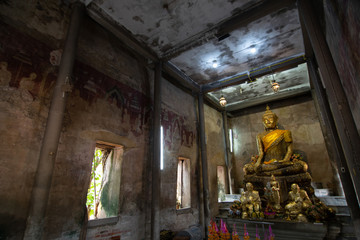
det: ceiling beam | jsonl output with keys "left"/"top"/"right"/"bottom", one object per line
{"left": 86, "top": 3, "right": 158, "bottom": 62}
{"left": 201, "top": 53, "right": 306, "bottom": 93}
{"left": 162, "top": 0, "right": 296, "bottom": 60}
{"left": 227, "top": 88, "right": 311, "bottom": 116}
{"left": 162, "top": 62, "right": 201, "bottom": 92}
{"left": 216, "top": 0, "right": 296, "bottom": 38}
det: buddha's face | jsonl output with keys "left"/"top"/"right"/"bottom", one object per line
{"left": 291, "top": 183, "right": 299, "bottom": 193}
{"left": 263, "top": 115, "right": 277, "bottom": 129}
{"left": 0, "top": 62, "right": 7, "bottom": 70}
{"left": 246, "top": 182, "right": 253, "bottom": 191}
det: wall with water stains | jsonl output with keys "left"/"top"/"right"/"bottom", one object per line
{"left": 323, "top": 0, "right": 360, "bottom": 134}
{"left": 0, "top": 2, "right": 154, "bottom": 239}
{"left": 0, "top": 1, "right": 203, "bottom": 239}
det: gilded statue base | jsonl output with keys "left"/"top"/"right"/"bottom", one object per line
{"left": 244, "top": 172, "right": 312, "bottom": 203}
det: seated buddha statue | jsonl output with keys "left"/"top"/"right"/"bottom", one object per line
{"left": 240, "top": 182, "right": 263, "bottom": 219}
{"left": 243, "top": 106, "right": 308, "bottom": 176}
{"left": 285, "top": 183, "right": 312, "bottom": 221}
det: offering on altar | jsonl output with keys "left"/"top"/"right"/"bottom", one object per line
{"left": 232, "top": 224, "right": 240, "bottom": 240}
{"left": 243, "top": 223, "right": 250, "bottom": 240}
{"left": 219, "top": 219, "right": 231, "bottom": 240}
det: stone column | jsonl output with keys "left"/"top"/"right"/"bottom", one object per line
{"left": 298, "top": 1, "right": 360, "bottom": 238}
{"left": 151, "top": 62, "right": 162, "bottom": 240}
{"left": 23, "top": 3, "right": 84, "bottom": 239}
{"left": 308, "top": 58, "right": 360, "bottom": 237}
{"left": 198, "top": 93, "right": 210, "bottom": 235}
{"left": 298, "top": 0, "right": 360, "bottom": 204}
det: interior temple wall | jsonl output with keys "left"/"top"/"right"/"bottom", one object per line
{"left": 204, "top": 104, "right": 227, "bottom": 218}
{"left": 0, "top": 2, "right": 154, "bottom": 239}
{"left": 159, "top": 78, "right": 199, "bottom": 231}
{"left": 0, "top": 1, "right": 202, "bottom": 239}
{"left": 229, "top": 97, "right": 335, "bottom": 194}
{"left": 0, "top": 21, "right": 61, "bottom": 240}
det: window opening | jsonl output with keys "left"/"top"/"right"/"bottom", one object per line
{"left": 176, "top": 157, "right": 191, "bottom": 209}
{"left": 86, "top": 142, "right": 123, "bottom": 220}
{"left": 217, "top": 166, "right": 227, "bottom": 202}
{"left": 161, "top": 126, "right": 164, "bottom": 170}
{"left": 229, "top": 129, "right": 233, "bottom": 153}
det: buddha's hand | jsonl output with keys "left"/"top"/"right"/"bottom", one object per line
{"left": 264, "top": 159, "right": 277, "bottom": 164}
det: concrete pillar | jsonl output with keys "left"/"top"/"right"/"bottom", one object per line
{"left": 23, "top": 3, "right": 84, "bottom": 239}
{"left": 307, "top": 59, "right": 360, "bottom": 238}
{"left": 298, "top": 0, "right": 360, "bottom": 204}
{"left": 151, "top": 62, "right": 162, "bottom": 240}
{"left": 193, "top": 94, "right": 205, "bottom": 236}
{"left": 198, "top": 93, "right": 210, "bottom": 235}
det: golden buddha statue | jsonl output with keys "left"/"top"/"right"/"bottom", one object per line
{"left": 285, "top": 183, "right": 312, "bottom": 221}
{"left": 244, "top": 106, "right": 308, "bottom": 176}
{"left": 240, "top": 182, "right": 263, "bottom": 219}
{"left": 268, "top": 175, "right": 281, "bottom": 212}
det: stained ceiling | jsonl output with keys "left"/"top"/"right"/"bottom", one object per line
{"left": 82, "top": 0, "right": 309, "bottom": 114}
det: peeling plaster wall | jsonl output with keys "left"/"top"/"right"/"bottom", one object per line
{"left": 0, "top": 19, "right": 59, "bottom": 239}
{"left": 230, "top": 99, "right": 335, "bottom": 193}
{"left": 0, "top": 2, "right": 153, "bottom": 240}
{"left": 323, "top": 0, "right": 360, "bottom": 134}
{"left": 204, "top": 105, "right": 226, "bottom": 217}
{"left": 159, "top": 79, "right": 199, "bottom": 231}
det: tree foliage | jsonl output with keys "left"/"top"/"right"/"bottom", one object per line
{"left": 86, "top": 149, "right": 103, "bottom": 219}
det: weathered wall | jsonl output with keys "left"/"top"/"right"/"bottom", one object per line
{"left": 204, "top": 104, "right": 226, "bottom": 217}
{"left": 230, "top": 98, "right": 335, "bottom": 193}
{"left": 0, "top": 20, "right": 60, "bottom": 240}
{"left": 159, "top": 79, "right": 199, "bottom": 231}
{"left": 322, "top": 0, "right": 360, "bottom": 134}
{"left": 0, "top": 1, "right": 153, "bottom": 239}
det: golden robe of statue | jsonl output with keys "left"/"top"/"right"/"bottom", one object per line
{"left": 244, "top": 106, "right": 308, "bottom": 176}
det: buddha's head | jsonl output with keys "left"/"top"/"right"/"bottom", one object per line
{"left": 262, "top": 106, "right": 278, "bottom": 130}
{"left": 0, "top": 61, "right": 7, "bottom": 70}
{"left": 291, "top": 183, "right": 300, "bottom": 193}
{"left": 245, "top": 182, "right": 254, "bottom": 191}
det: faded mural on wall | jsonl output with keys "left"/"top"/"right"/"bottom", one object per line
{"left": 0, "top": 21, "right": 152, "bottom": 136}
{"left": 0, "top": 19, "right": 153, "bottom": 239}
{"left": 161, "top": 108, "right": 196, "bottom": 150}
{"left": 72, "top": 61, "right": 152, "bottom": 136}
{"left": 0, "top": 23, "right": 57, "bottom": 99}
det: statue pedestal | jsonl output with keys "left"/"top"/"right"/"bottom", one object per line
{"left": 244, "top": 172, "right": 312, "bottom": 203}
{"left": 216, "top": 217, "right": 338, "bottom": 240}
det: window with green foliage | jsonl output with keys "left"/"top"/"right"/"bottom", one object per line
{"left": 87, "top": 149, "right": 104, "bottom": 219}
{"left": 86, "top": 142, "right": 123, "bottom": 220}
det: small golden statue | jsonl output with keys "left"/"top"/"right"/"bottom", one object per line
{"left": 244, "top": 106, "right": 308, "bottom": 176}
{"left": 267, "top": 175, "right": 282, "bottom": 212}
{"left": 285, "top": 183, "right": 312, "bottom": 222}
{"left": 240, "top": 182, "right": 263, "bottom": 219}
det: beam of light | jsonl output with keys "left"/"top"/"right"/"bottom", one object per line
{"left": 229, "top": 129, "right": 233, "bottom": 152}
{"left": 161, "top": 126, "right": 164, "bottom": 170}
